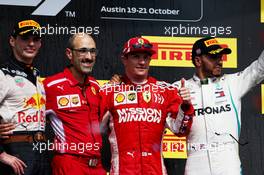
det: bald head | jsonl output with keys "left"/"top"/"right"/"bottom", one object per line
{"left": 67, "top": 33, "right": 96, "bottom": 49}
{"left": 65, "top": 33, "right": 97, "bottom": 82}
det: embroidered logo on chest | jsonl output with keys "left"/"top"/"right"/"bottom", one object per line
{"left": 114, "top": 91, "right": 138, "bottom": 106}
{"left": 91, "top": 86, "right": 97, "bottom": 95}
{"left": 14, "top": 77, "right": 25, "bottom": 88}
{"left": 143, "top": 91, "right": 151, "bottom": 103}
{"left": 214, "top": 83, "right": 227, "bottom": 104}
{"left": 57, "top": 94, "right": 81, "bottom": 109}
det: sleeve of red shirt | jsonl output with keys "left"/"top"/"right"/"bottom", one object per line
{"left": 43, "top": 78, "right": 51, "bottom": 110}
{"left": 99, "top": 84, "right": 111, "bottom": 122}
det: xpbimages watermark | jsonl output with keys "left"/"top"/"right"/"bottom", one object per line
{"left": 32, "top": 140, "right": 100, "bottom": 153}
{"left": 99, "top": 82, "right": 177, "bottom": 95}
{"left": 33, "top": 24, "right": 100, "bottom": 37}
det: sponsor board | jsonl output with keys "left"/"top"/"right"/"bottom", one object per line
{"left": 143, "top": 36, "right": 237, "bottom": 68}
{"left": 261, "top": 0, "right": 264, "bottom": 23}
{"left": 101, "top": 0, "right": 203, "bottom": 22}
{"left": 262, "top": 84, "right": 264, "bottom": 114}
{"left": 162, "top": 128, "right": 187, "bottom": 158}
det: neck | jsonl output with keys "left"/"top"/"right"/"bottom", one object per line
{"left": 70, "top": 67, "right": 87, "bottom": 84}
{"left": 13, "top": 53, "right": 33, "bottom": 65}
{"left": 15, "top": 57, "right": 33, "bottom": 65}
{"left": 12, "top": 56, "right": 32, "bottom": 68}
{"left": 195, "top": 69, "right": 206, "bottom": 80}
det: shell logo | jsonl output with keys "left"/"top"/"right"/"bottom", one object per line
{"left": 58, "top": 97, "right": 69, "bottom": 107}
{"left": 115, "top": 93, "right": 125, "bottom": 103}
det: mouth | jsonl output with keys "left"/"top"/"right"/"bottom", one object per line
{"left": 215, "top": 65, "right": 222, "bottom": 69}
{"left": 136, "top": 66, "right": 148, "bottom": 70}
{"left": 24, "top": 48, "right": 36, "bottom": 53}
{"left": 81, "top": 59, "right": 94, "bottom": 67}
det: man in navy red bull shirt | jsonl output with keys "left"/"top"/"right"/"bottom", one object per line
{"left": 0, "top": 19, "right": 50, "bottom": 175}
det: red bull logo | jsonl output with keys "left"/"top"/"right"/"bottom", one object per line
{"left": 18, "top": 111, "right": 45, "bottom": 123}
{"left": 24, "top": 93, "right": 45, "bottom": 110}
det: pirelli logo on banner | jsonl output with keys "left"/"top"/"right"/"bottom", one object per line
{"left": 162, "top": 129, "right": 187, "bottom": 159}
{"left": 143, "top": 36, "right": 237, "bottom": 68}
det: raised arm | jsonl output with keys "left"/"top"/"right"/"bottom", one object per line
{"left": 166, "top": 79, "right": 194, "bottom": 136}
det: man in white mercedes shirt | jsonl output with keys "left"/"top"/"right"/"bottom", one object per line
{"left": 173, "top": 37, "right": 264, "bottom": 175}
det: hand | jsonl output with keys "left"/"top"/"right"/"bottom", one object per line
{"left": 179, "top": 78, "right": 191, "bottom": 104}
{"left": 0, "top": 122, "right": 15, "bottom": 139}
{"left": 109, "top": 74, "right": 122, "bottom": 84}
{"left": 0, "top": 152, "right": 27, "bottom": 175}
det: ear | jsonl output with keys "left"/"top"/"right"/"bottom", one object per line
{"left": 121, "top": 55, "right": 127, "bottom": 65}
{"left": 9, "top": 36, "right": 15, "bottom": 47}
{"left": 194, "top": 56, "right": 202, "bottom": 67}
{"left": 65, "top": 48, "right": 73, "bottom": 62}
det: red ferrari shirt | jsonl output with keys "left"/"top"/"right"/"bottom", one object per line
{"left": 44, "top": 68, "right": 102, "bottom": 157}
{"left": 100, "top": 76, "right": 193, "bottom": 175}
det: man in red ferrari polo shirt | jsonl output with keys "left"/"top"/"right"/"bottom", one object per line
{"left": 44, "top": 33, "right": 106, "bottom": 175}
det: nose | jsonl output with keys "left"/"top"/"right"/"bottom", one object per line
{"left": 214, "top": 56, "right": 223, "bottom": 65}
{"left": 85, "top": 51, "right": 92, "bottom": 59}
{"left": 218, "top": 57, "right": 223, "bottom": 64}
{"left": 138, "top": 58, "right": 147, "bottom": 65}
{"left": 138, "top": 56, "right": 149, "bottom": 64}
{"left": 28, "top": 38, "right": 35, "bottom": 46}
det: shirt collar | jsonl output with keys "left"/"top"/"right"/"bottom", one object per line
{"left": 9, "top": 55, "right": 34, "bottom": 71}
{"left": 63, "top": 67, "right": 91, "bottom": 87}
{"left": 8, "top": 55, "right": 39, "bottom": 77}
{"left": 192, "top": 74, "right": 219, "bottom": 85}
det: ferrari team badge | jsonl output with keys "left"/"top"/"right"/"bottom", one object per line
{"left": 91, "top": 86, "right": 96, "bottom": 95}
{"left": 143, "top": 91, "right": 151, "bottom": 103}
{"left": 138, "top": 38, "right": 144, "bottom": 44}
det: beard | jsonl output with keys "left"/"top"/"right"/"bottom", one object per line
{"left": 80, "top": 66, "right": 93, "bottom": 75}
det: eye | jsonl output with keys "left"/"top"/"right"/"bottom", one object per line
{"left": 132, "top": 55, "right": 140, "bottom": 59}
{"left": 33, "top": 37, "right": 41, "bottom": 42}
{"left": 143, "top": 55, "right": 151, "bottom": 60}
{"left": 89, "top": 48, "right": 97, "bottom": 54}
{"left": 78, "top": 49, "right": 88, "bottom": 53}
{"left": 20, "top": 36, "right": 30, "bottom": 40}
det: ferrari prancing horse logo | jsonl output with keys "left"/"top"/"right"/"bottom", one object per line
{"left": 143, "top": 91, "right": 151, "bottom": 103}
